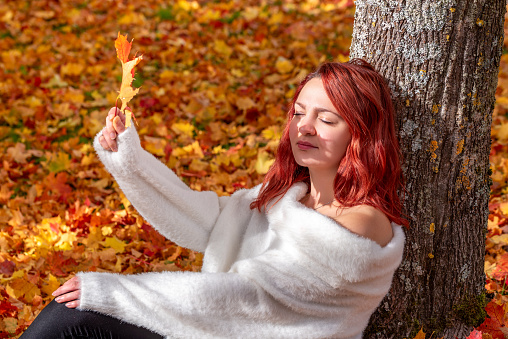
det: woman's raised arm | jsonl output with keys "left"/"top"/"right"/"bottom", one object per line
{"left": 93, "top": 108, "right": 226, "bottom": 252}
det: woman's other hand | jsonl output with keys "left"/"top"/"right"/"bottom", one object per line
{"left": 98, "top": 107, "right": 127, "bottom": 152}
{"left": 52, "top": 276, "right": 81, "bottom": 308}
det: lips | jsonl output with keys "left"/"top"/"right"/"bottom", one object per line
{"left": 296, "top": 141, "right": 317, "bottom": 150}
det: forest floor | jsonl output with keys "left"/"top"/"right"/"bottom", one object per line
{"left": 0, "top": 1, "right": 507, "bottom": 338}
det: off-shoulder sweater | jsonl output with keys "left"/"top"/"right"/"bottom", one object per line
{"left": 76, "top": 126, "right": 405, "bottom": 339}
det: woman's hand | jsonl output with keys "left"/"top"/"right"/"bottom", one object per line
{"left": 52, "top": 276, "right": 81, "bottom": 308}
{"left": 98, "top": 107, "right": 127, "bottom": 152}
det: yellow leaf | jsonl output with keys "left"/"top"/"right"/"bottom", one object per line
{"left": 261, "top": 126, "right": 282, "bottom": 141}
{"left": 118, "top": 56, "right": 143, "bottom": 125}
{"left": 236, "top": 97, "right": 256, "bottom": 111}
{"left": 41, "top": 274, "right": 60, "bottom": 296}
{"left": 47, "top": 152, "right": 71, "bottom": 173}
{"left": 101, "top": 236, "right": 127, "bottom": 254}
{"left": 144, "top": 136, "right": 168, "bottom": 157}
{"left": 171, "top": 141, "right": 204, "bottom": 158}
{"left": 255, "top": 151, "right": 275, "bottom": 174}
{"left": 101, "top": 226, "right": 113, "bottom": 236}
{"left": 83, "top": 226, "right": 104, "bottom": 249}
{"left": 497, "top": 123, "right": 508, "bottom": 141}
{"left": 26, "top": 96, "right": 43, "bottom": 108}
{"left": 490, "top": 234, "right": 508, "bottom": 245}
{"left": 275, "top": 56, "right": 294, "bottom": 74}
{"left": 213, "top": 40, "right": 232, "bottom": 57}
{"left": 268, "top": 11, "right": 284, "bottom": 25}
{"left": 171, "top": 121, "right": 195, "bottom": 137}
{"left": 496, "top": 96, "right": 508, "bottom": 106}
{"left": 63, "top": 89, "right": 85, "bottom": 103}
{"left": 189, "top": 159, "right": 209, "bottom": 172}
{"left": 231, "top": 69, "right": 245, "bottom": 77}
{"left": 118, "top": 12, "right": 145, "bottom": 25}
{"left": 198, "top": 8, "right": 221, "bottom": 23}
{"left": 7, "top": 278, "right": 41, "bottom": 303}
{"left": 61, "top": 63, "right": 84, "bottom": 76}
{"left": 54, "top": 232, "right": 77, "bottom": 251}
{"left": 242, "top": 7, "right": 259, "bottom": 20}
{"left": 500, "top": 202, "right": 508, "bottom": 216}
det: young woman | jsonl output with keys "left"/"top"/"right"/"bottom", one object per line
{"left": 22, "top": 59, "right": 406, "bottom": 339}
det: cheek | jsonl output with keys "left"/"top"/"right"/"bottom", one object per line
{"left": 322, "top": 129, "right": 351, "bottom": 149}
{"left": 288, "top": 119, "right": 298, "bottom": 142}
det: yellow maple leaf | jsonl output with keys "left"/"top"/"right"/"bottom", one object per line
{"left": 275, "top": 56, "right": 294, "bottom": 74}
{"left": 213, "top": 40, "right": 232, "bottom": 57}
{"left": 236, "top": 97, "right": 257, "bottom": 111}
{"left": 171, "top": 121, "right": 195, "bottom": 137}
{"left": 6, "top": 278, "right": 41, "bottom": 303}
{"left": 101, "top": 236, "right": 127, "bottom": 254}
{"left": 115, "top": 32, "right": 143, "bottom": 127}
{"left": 497, "top": 123, "right": 508, "bottom": 141}
{"left": 41, "top": 274, "right": 60, "bottom": 296}
{"left": 255, "top": 151, "right": 275, "bottom": 174}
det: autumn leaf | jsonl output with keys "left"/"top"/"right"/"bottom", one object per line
{"left": 115, "top": 32, "right": 143, "bottom": 127}
{"left": 254, "top": 151, "right": 275, "bottom": 175}
{"left": 478, "top": 300, "right": 507, "bottom": 339}
{"left": 466, "top": 329, "right": 483, "bottom": 339}
{"left": 410, "top": 328, "right": 426, "bottom": 339}
{"left": 101, "top": 236, "right": 127, "bottom": 254}
{"left": 6, "top": 277, "right": 41, "bottom": 303}
{"left": 115, "top": 33, "right": 132, "bottom": 63}
{"left": 3, "top": 0, "right": 507, "bottom": 336}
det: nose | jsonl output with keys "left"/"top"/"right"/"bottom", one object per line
{"left": 298, "top": 116, "right": 316, "bottom": 135}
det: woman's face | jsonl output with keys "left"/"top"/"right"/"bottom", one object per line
{"left": 289, "top": 77, "right": 352, "bottom": 174}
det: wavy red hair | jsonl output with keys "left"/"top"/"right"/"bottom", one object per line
{"left": 250, "top": 59, "right": 407, "bottom": 227}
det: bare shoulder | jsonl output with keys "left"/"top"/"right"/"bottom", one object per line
{"left": 333, "top": 205, "right": 393, "bottom": 247}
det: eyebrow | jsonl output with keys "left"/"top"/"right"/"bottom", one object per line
{"left": 295, "top": 102, "right": 340, "bottom": 117}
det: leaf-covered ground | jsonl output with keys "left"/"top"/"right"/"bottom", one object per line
{"left": 0, "top": 1, "right": 505, "bottom": 338}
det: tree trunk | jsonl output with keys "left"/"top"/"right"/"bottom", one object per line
{"left": 349, "top": 1, "right": 506, "bottom": 337}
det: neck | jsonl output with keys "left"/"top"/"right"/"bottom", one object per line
{"left": 306, "top": 168, "right": 337, "bottom": 207}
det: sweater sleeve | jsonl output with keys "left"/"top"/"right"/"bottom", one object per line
{"left": 93, "top": 126, "right": 223, "bottom": 252}
{"left": 76, "top": 271, "right": 311, "bottom": 339}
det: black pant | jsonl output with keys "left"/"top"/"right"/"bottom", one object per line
{"left": 20, "top": 299, "right": 164, "bottom": 339}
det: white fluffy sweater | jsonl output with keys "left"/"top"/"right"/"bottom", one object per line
{"left": 77, "top": 126, "right": 405, "bottom": 339}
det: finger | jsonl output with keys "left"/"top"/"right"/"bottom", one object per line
{"left": 55, "top": 290, "right": 80, "bottom": 304}
{"left": 103, "top": 130, "right": 118, "bottom": 152}
{"left": 53, "top": 277, "right": 80, "bottom": 297}
{"left": 107, "top": 107, "right": 118, "bottom": 121}
{"left": 113, "top": 116, "right": 125, "bottom": 134}
{"left": 65, "top": 299, "right": 80, "bottom": 309}
{"left": 119, "top": 108, "right": 127, "bottom": 124}
{"left": 99, "top": 135, "right": 111, "bottom": 151}
{"left": 103, "top": 117, "right": 118, "bottom": 152}
{"left": 106, "top": 111, "right": 117, "bottom": 140}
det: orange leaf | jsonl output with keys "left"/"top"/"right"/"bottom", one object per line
{"left": 115, "top": 32, "right": 132, "bottom": 63}
{"left": 411, "top": 328, "right": 426, "bottom": 339}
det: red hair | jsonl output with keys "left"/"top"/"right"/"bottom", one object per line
{"left": 250, "top": 59, "right": 408, "bottom": 227}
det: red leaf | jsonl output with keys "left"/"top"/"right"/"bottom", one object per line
{"left": 478, "top": 300, "right": 506, "bottom": 339}
{"left": 0, "top": 300, "right": 18, "bottom": 317}
{"left": 0, "top": 260, "right": 16, "bottom": 276}
{"left": 466, "top": 329, "right": 482, "bottom": 339}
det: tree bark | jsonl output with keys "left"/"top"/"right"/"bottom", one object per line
{"left": 349, "top": 1, "right": 506, "bottom": 337}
